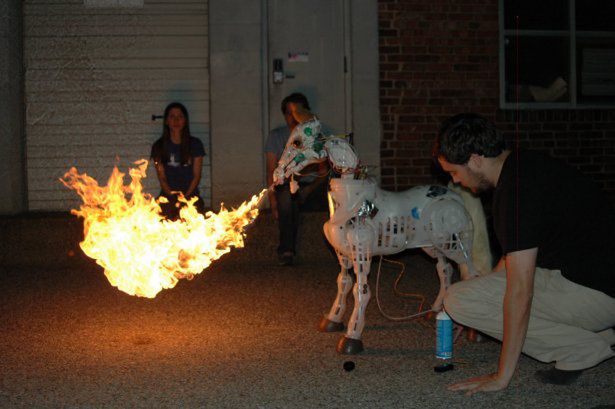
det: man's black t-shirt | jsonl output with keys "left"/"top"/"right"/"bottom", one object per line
{"left": 493, "top": 150, "right": 615, "bottom": 298}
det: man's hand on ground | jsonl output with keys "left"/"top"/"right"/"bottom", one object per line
{"left": 448, "top": 372, "right": 510, "bottom": 396}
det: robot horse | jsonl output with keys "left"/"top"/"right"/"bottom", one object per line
{"left": 273, "top": 118, "right": 491, "bottom": 354}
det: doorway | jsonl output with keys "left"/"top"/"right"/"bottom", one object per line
{"left": 267, "top": 0, "right": 349, "bottom": 136}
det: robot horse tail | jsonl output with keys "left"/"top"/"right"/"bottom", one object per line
{"left": 448, "top": 183, "right": 493, "bottom": 279}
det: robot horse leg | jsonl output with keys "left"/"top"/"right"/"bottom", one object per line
{"left": 318, "top": 252, "right": 353, "bottom": 333}
{"left": 431, "top": 253, "right": 453, "bottom": 312}
{"left": 430, "top": 251, "right": 484, "bottom": 342}
{"left": 337, "top": 221, "right": 374, "bottom": 354}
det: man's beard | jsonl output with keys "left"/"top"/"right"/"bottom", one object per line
{"left": 468, "top": 169, "right": 492, "bottom": 194}
{"left": 473, "top": 178, "right": 491, "bottom": 193}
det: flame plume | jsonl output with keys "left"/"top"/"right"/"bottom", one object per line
{"left": 61, "top": 159, "right": 265, "bottom": 298}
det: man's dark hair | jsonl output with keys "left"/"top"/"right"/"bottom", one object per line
{"left": 281, "top": 92, "right": 311, "bottom": 114}
{"left": 434, "top": 113, "right": 506, "bottom": 164}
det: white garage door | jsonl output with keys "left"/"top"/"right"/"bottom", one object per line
{"left": 24, "top": 0, "right": 210, "bottom": 211}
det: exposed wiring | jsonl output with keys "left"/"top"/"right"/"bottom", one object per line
{"left": 375, "top": 255, "right": 433, "bottom": 321}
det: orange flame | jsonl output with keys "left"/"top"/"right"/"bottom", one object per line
{"left": 61, "top": 159, "right": 265, "bottom": 298}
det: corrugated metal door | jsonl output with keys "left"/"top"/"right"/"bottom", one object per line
{"left": 24, "top": 0, "right": 210, "bottom": 211}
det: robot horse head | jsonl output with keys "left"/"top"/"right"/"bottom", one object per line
{"left": 273, "top": 118, "right": 358, "bottom": 185}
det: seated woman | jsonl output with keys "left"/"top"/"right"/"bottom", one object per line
{"left": 150, "top": 102, "right": 206, "bottom": 220}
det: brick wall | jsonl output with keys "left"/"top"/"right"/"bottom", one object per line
{"left": 378, "top": 0, "right": 615, "bottom": 205}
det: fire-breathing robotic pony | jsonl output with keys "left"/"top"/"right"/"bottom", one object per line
{"left": 273, "top": 117, "right": 492, "bottom": 354}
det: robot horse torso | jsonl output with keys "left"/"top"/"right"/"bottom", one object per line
{"left": 325, "top": 178, "right": 475, "bottom": 264}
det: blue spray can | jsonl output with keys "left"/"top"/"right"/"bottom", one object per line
{"left": 435, "top": 309, "right": 453, "bottom": 360}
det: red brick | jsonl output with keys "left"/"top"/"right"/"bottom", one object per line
{"left": 377, "top": 0, "right": 615, "bottom": 203}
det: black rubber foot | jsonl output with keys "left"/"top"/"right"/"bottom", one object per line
{"left": 318, "top": 317, "right": 345, "bottom": 333}
{"left": 336, "top": 336, "right": 364, "bottom": 355}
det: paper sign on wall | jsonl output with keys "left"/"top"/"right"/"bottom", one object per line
{"left": 288, "top": 52, "right": 309, "bottom": 63}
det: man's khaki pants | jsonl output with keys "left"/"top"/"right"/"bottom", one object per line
{"left": 444, "top": 268, "right": 615, "bottom": 370}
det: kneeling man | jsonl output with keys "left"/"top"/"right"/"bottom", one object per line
{"left": 433, "top": 113, "right": 615, "bottom": 395}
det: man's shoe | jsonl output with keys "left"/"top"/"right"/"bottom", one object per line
{"left": 278, "top": 252, "right": 294, "bottom": 266}
{"left": 534, "top": 368, "right": 583, "bottom": 385}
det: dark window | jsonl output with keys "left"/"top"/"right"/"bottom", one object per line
{"left": 500, "top": 0, "right": 615, "bottom": 108}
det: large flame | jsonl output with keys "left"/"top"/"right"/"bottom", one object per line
{"left": 61, "top": 159, "right": 265, "bottom": 298}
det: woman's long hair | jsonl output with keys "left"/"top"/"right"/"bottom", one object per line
{"left": 152, "top": 102, "right": 192, "bottom": 166}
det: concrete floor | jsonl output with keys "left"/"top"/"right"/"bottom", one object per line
{"left": 1, "top": 213, "right": 614, "bottom": 408}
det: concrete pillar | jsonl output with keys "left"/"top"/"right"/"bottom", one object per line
{"left": 350, "top": 0, "right": 381, "bottom": 182}
{"left": 0, "top": 0, "right": 26, "bottom": 214}
{"left": 209, "top": 0, "right": 264, "bottom": 208}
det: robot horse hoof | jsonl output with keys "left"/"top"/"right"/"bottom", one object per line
{"left": 318, "top": 317, "right": 345, "bottom": 333}
{"left": 336, "top": 336, "right": 364, "bottom": 355}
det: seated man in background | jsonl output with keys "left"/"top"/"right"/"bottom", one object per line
{"left": 265, "top": 93, "right": 328, "bottom": 266}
